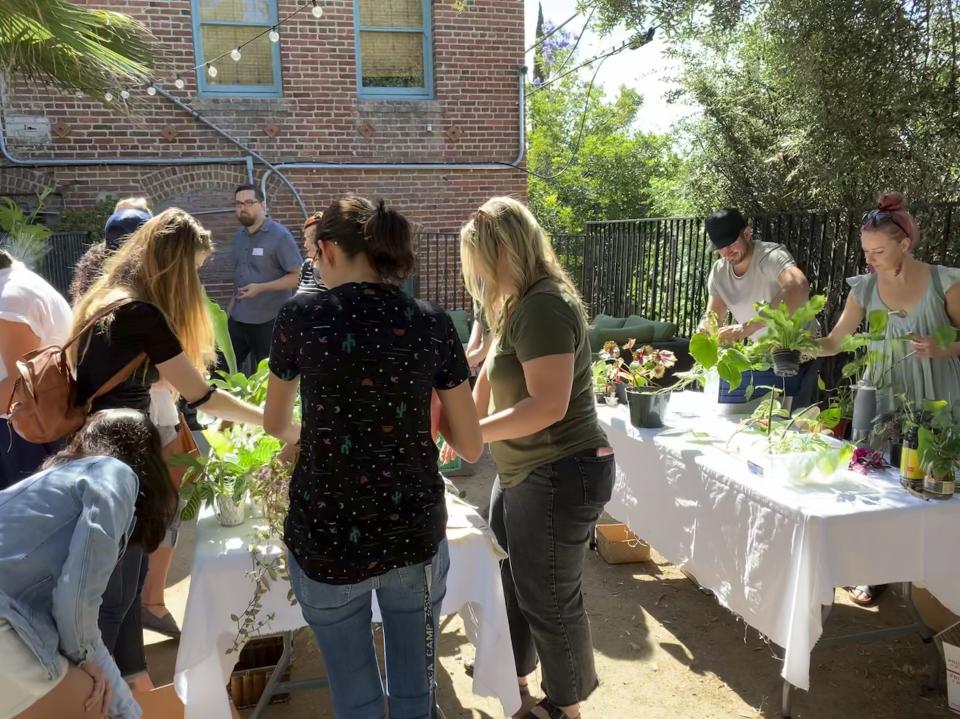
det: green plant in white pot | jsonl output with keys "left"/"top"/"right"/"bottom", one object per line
{"left": 619, "top": 345, "right": 677, "bottom": 429}
{"left": 176, "top": 426, "right": 282, "bottom": 527}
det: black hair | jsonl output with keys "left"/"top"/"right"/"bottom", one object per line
{"left": 44, "top": 409, "right": 177, "bottom": 553}
{"left": 235, "top": 184, "right": 265, "bottom": 202}
{"left": 315, "top": 195, "right": 414, "bottom": 283}
{"left": 0, "top": 249, "right": 12, "bottom": 269}
{"left": 69, "top": 242, "right": 111, "bottom": 304}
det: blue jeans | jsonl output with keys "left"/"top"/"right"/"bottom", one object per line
{"left": 288, "top": 540, "right": 449, "bottom": 719}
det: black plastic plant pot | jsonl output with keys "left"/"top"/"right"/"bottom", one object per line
{"left": 852, "top": 385, "right": 878, "bottom": 432}
{"left": 626, "top": 389, "right": 668, "bottom": 429}
{"left": 614, "top": 383, "right": 628, "bottom": 405}
{"left": 596, "top": 392, "right": 606, "bottom": 405}
{"left": 771, "top": 349, "right": 800, "bottom": 377}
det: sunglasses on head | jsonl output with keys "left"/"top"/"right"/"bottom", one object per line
{"left": 861, "top": 209, "right": 910, "bottom": 239}
{"left": 303, "top": 212, "right": 324, "bottom": 232}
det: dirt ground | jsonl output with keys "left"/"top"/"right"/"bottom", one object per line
{"left": 146, "top": 451, "right": 955, "bottom": 719}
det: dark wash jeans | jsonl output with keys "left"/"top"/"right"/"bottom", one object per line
{"left": 99, "top": 546, "right": 148, "bottom": 677}
{"left": 489, "top": 451, "right": 615, "bottom": 706}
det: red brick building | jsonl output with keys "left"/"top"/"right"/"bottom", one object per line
{"left": 0, "top": 0, "right": 527, "bottom": 307}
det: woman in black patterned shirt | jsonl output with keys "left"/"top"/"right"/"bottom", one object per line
{"left": 264, "top": 195, "right": 482, "bottom": 719}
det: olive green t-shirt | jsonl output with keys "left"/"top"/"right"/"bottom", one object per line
{"left": 487, "top": 279, "right": 609, "bottom": 487}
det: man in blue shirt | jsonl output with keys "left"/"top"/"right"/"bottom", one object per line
{"left": 229, "top": 185, "right": 303, "bottom": 373}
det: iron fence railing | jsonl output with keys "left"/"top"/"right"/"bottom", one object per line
{"left": 0, "top": 231, "right": 92, "bottom": 299}
{"left": 581, "top": 203, "right": 960, "bottom": 336}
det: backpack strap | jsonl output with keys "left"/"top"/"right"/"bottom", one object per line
{"left": 64, "top": 297, "right": 141, "bottom": 352}
{"left": 70, "top": 298, "right": 150, "bottom": 405}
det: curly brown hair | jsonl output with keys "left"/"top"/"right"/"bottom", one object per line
{"left": 69, "top": 242, "right": 111, "bottom": 304}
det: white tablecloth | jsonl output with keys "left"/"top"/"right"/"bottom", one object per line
{"left": 599, "top": 392, "right": 960, "bottom": 691}
{"left": 174, "top": 495, "right": 521, "bottom": 718}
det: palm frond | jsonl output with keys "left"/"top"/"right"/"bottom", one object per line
{"left": 0, "top": 0, "right": 153, "bottom": 98}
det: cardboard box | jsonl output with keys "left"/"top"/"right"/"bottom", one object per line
{"left": 914, "top": 586, "right": 960, "bottom": 633}
{"left": 937, "top": 621, "right": 960, "bottom": 715}
{"left": 227, "top": 634, "right": 291, "bottom": 709}
{"left": 595, "top": 523, "right": 651, "bottom": 564}
{"left": 135, "top": 685, "right": 183, "bottom": 719}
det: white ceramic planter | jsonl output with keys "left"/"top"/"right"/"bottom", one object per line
{"left": 216, "top": 494, "right": 246, "bottom": 527}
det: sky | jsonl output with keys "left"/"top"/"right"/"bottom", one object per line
{"left": 523, "top": 0, "right": 699, "bottom": 133}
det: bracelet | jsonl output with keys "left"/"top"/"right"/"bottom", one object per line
{"left": 186, "top": 385, "right": 217, "bottom": 409}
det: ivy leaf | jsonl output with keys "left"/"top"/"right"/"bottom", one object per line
{"left": 866, "top": 309, "right": 889, "bottom": 336}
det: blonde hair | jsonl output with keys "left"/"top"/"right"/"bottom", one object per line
{"left": 71, "top": 208, "right": 216, "bottom": 370}
{"left": 114, "top": 196, "right": 151, "bottom": 213}
{"left": 459, "top": 197, "right": 586, "bottom": 336}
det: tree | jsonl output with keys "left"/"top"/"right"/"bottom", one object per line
{"left": 590, "top": 0, "right": 960, "bottom": 211}
{"left": 527, "top": 17, "right": 692, "bottom": 234}
{"left": 0, "top": 0, "right": 152, "bottom": 97}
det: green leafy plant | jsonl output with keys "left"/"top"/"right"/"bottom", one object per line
{"left": 751, "top": 294, "right": 825, "bottom": 356}
{"left": 0, "top": 189, "right": 54, "bottom": 268}
{"left": 176, "top": 426, "right": 281, "bottom": 521}
{"left": 919, "top": 408, "right": 960, "bottom": 481}
{"left": 211, "top": 358, "right": 270, "bottom": 407}
{"left": 592, "top": 359, "right": 613, "bottom": 395}
{"left": 207, "top": 297, "right": 237, "bottom": 375}
{"left": 682, "top": 313, "right": 754, "bottom": 390}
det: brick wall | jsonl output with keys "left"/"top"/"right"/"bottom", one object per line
{"left": 0, "top": 0, "right": 527, "bottom": 310}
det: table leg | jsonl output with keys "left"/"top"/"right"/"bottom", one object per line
{"left": 898, "top": 582, "right": 942, "bottom": 690}
{"left": 250, "top": 630, "right": 330, "bottom": 719}
{"left": 781, "top": 679, "right": 793, "bottom": 718}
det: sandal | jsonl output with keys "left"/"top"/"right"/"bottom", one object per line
{"left": 517, "top": 698, "right": 580, "bottom": 719}
{"left": 141, "top": 605, "right": 181, "bottom": 638}
{"left": 848, "top": 584, "right": 886, "bottom": 607}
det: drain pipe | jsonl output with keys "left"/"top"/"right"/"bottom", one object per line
{"left": 259, "top": 65, "right": 529, "bottom": 212}
{"left": 151, "top": 86, "right": 307, "bottom": 216}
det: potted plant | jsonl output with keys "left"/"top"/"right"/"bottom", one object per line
{"left": 592, "top": 359, "right": 611, "bottom": 405}
{"left": 918, "top": 407, "right": 960, "bottom": 500}
{"left": 176, "top": 426, "right": 282, "bottom": 527}
{"left": 619, "top": 346, "right": 677, "bottom": 429}
{"left": 751, "top": 295, "right": 825, "bottom": 377}
{"left": 820, "top": 380, "right": 854, "bottom": 440}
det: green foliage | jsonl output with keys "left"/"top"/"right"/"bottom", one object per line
{"left": 751, "top": 295, "right": 825, "bottom": 355}
{"left": 527, "top": 20, "right": 693, "bottom": 234}
{"left": 591, "top": 1, "right": 960, "bottom": 211}
{"left": 56, "top": 198, "right": 116, "bottom": 244}
{"left": 684, "top": 314, "right": 754, "bottom": 390}
{"left": 919, "top": 413, "right": 960, "bottom": 480}
{"left": 177, "top": 426, "right": 281, "bottom": 521}
{"left": 0, "top": 0, "right": 153, "bottom": 99}
{"left": 0, "top": 189, "right": 54, "bottom": 268}
{"left": 212, "top": 358, "right": 270, "bottom": 406}
{"left": 207, "top": 297, "right": 238, "bottom": 376}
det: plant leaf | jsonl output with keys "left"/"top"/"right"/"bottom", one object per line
{"left": 933, "top": 324, "right": 958, "bottom": 350}
{"left": 689, "top": 333, "right": 718, "bottom": 369}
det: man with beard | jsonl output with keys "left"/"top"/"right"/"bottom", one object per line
{"left": 229, "top": 185, "right": 302, "bottom": 372}
{"left": 702, "top": 208, "right": 820, "bottom": 407}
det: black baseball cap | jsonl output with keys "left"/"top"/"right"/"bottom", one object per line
{"left": 705, "top": 208, "right": 748, "bottom": 249}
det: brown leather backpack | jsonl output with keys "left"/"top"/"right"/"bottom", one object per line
{"left": 6, "top": 298, "right": 147, "bottom": 443}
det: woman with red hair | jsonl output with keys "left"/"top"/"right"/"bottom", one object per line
{"left": 819, "top": 192, "right": 960, "bottom": 605}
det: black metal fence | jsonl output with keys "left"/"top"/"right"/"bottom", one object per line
{"left": 0, "top": 231, "right": 92, "bottom": 298}
{"left": 580, "top": 203, "right": 960, "bottom": 335}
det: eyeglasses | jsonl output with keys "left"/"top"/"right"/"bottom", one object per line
{"left": 861, "top": 209, "right": 910, "bottom": 239}
{"left": 234, "top": 200, "right": 261, "bottom": 208}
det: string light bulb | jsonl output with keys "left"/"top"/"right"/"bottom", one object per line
{"left": 311, "top": 1, "right": 323, "bottom": 18}
{"left": 146, "top": 85, "right": 157, "bottom": 96}
{"left": 230, "top": 48, "right": 242, "bottom": 62}
{"left": 269, "top": 27, "right": 280, "bottom": 43}
{"left": 104, "top": 91, "right": 113, "bottom": 102}
{"left": 120, "top": 90, "right": 130, "bottom": 100}
{"left": 207, "top": 64, "right": 218, "bottom": 78}
{"left": 174, "top": 76, "right": 185, "bottom": 90}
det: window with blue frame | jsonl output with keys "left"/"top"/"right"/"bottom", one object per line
{"left": 192, "top": 0, "right": 282, "bottom": 96}
{"left": 355, "top": 0, "right": 433, "bottom": 98}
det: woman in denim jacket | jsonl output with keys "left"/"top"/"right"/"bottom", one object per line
{"left": 0, "top": 410, "right": 177, "bottom": 719}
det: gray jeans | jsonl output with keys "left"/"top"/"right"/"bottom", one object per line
{"left": 489, "top": 451, "right": 615, "bottom": 706}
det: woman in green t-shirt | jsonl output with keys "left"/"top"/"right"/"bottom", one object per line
{"left": 456, "top": 197, "right": 614, "bottom": 719}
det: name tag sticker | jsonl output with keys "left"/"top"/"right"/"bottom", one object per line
{"left": 252, "top": 247, "right": 264, "bottom": 256}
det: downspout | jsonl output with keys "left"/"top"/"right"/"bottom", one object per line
{"left": 259, "top": 65, "right": 529, "bottom": 213}
{"left": 150, "top": 86, "right": 307, "bottom": 216}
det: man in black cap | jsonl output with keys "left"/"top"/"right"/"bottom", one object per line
{"left": 702, "top": 208, "right": 821, "bottom": 408}
{"left": 702, "top": 208, "right": 811, "bottom": 343}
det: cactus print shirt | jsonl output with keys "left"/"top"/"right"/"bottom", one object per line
{"left": 269, "top": 282, "right": 470, "bottom": 584}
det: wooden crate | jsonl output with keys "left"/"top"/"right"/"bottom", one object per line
{"left": 595, "top": 523, "right": 651, "bottom": 564}
{"left": 226, "top": 635, "right": 292, "bottom": 709}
